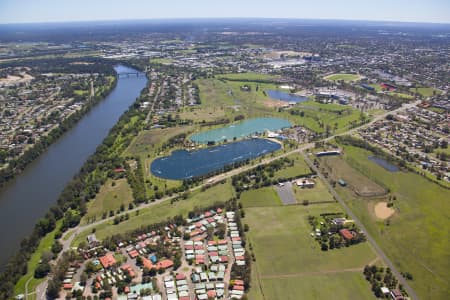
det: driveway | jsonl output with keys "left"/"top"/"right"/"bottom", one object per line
{"left": 275, "top": 182, "right": 297, "bottom": 205}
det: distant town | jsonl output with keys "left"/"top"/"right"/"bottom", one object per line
{"left": 0, "top": 19, "right": 448, "bottom": 300}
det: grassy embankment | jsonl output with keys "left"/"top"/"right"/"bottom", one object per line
{"left": 72, "top": 180, "right": 234, "bottom": 247}
{"left": 331, "top": 144, "right": 449, "bottom": 299}
{"left": 242, "top": 186, "right": 377, "bottom": 300}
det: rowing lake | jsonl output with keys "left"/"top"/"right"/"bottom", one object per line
{"left": 266, "top": 90, "right": 309, "bottom": 103}
{"left": 190, "top": 117, "right": 291, "bottom": 144}
{"left": 151, "top": 138, "right": 281, "bottom": 180}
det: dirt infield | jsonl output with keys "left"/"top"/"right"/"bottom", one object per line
{"left": 374, "top": 202, "right": 395, "bottom": 219}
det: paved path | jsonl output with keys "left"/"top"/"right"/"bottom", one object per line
{"left": 275, "top": 182, "right": 296, "bottom": 205}
{"left": 302, "top": 151, "right": 419, "bottom": 300}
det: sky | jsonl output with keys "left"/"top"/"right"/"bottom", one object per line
{"left": 0, "top": 0, "right": 449, "bottom": 24}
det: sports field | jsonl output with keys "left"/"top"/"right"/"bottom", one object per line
{"left": 334, "top": 144, "right": 450, "bottom": 299}
{"left": 243, "top": 186, "right": 378, "bottom": 299}
{"left": 323, "top": 73, "right": 362, "bottom": 82}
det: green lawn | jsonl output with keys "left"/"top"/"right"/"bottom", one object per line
{"left": 14, "top": 220, "right": 62, "bottom": 297}
{"left": 272, "top": 153, "right": 311, "bottom": 180}
{"left": 261, "top": 272, "right": 376, "bottom": 300}
{"left": 240, "top": 187, "right": 282, "bottom": 208}
{"left": 245, "top": 201, "right": 378, "bottom": 299}
{"left": 81, "top": 178, "right": 134, "bottom": 224}
{"left": 216, "top": 72, "right": 281, "bottom": 81}
{"left": 323, "top": 73, "right": 362, "bottom": 82}
{"left": 72, "top": 180, "right": 234, "bottom": 246}
{"left": 292, "top": 178, "right": 336, "bottom": 204}
{"left": 320, "top": 155, "right": 387, "bottom": 196}
{"left": 409, "top": 87, "right": 442, "bottom": 97}
{"left": 336, "top": 144, "right": 450, "bottom": 299}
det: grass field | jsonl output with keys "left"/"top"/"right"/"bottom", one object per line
{"left": 409, "top": 87, "right": 442, "bottom": 97}
{"left": 245, "top": 200, "right": 378, "bottom": 299}
{"left": 72, "top": 180, "right": 234, "bottom": 246}
{"left": 14, "top": 220, "right": 62, "bottom": 297}
{"left": 216, "top": 72, "right": 281, "bottom": 81}
{"left": 272, "top": 153, "right": 311, "bottom": 180}
{"left": 323, "top": 73, "right": 362, "bottom": 82}
{"left": 335, "top": 144, "right": 450, "bottom": 299}
{"left": 292, "top": 178, "right": 336, "bottom": 204}
{"left": 320, "top": 155, "right": 387, "bottom": 196}
{"left": 81, "top": 178, "right": 134, "bottom": 224}
{"left": 240, "top": 187, "right": 282, "bottom": 208}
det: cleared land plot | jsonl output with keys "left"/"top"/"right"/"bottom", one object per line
{"left": 245, "top": 202, "right": 378, "bottom": 299}
{"left": 261, "top": 272, "right": 375, "bottom": 300}
{"left": 409, "top": 87, "right": 442, "bottom": 97}
{"left": 216, "top": 72, "right": 281, "bottom": 81}
{"left": 335, "top": 144, "right": 450, "bottom": 299}
{"left": 240, "top": 187, "right": 282, "bottom": 208}
{"left": 72, "top": 180, "right": 234, "bottom": 246}
{"left": 323, "top": 73, "right": 362, "bottom": 82}
{"left": 292, "top": 178, "right": 336, "bottom": 204}
{"left": 275, "top": 182, "right": 296, "bottom": 205}
{"left": 124, "top": 126, "right": 192, "bottom": 157}
{"left": 81, "top": 178, "right": 134, "bottom": 224}
{"left": 320, "top": 156, "right": 387, "bottom": 197}
{"left": 272, "top": 153, "right": 311, "bottom": 180}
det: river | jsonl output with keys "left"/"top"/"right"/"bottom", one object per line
{"left": 0, "top": 65, "right": 147, "bottom": 269}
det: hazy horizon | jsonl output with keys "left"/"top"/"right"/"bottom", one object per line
{"left": 1, "top": 0, "right": 449, "bottom": 25}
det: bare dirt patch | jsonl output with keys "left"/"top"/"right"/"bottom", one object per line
{"left": 263, "top": 99, "right": 288, "bottom": 108}
{"left": 374, "top": 202, "right": 395, "bottom": 219}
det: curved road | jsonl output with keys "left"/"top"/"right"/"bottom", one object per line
{"left": 34, "top": 100, "right": 421, "bottom": 299}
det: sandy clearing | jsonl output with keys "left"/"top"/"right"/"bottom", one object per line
{"left": 374, "top": 201, "right": 395, "bottom": 219}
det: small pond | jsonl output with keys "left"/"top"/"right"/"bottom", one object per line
{"left": 266, "top": 90, "right": 309, "bottom": 103}
{"left": 368, "top": 156, "right": 399, "bottom": 172}
{"left": 190, "top": 117, "right": 291, "bottom": 144}
{"left": 151, "top": 138, "right": 281, "bottom": 180}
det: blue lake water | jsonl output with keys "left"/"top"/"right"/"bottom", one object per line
{"left": 190, "top": 117, "right": 291, "bottom": 143}
{"left": 266, "top": 90, "right": 309, "bottom": 103}
{"left": 368, "top": 156, "right": 399, "bottom": 172}
{"left": 151, "top": 138, "right": 281, "bottom": 180}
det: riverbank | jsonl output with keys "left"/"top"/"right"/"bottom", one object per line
{"left": 0, "top": 65, "right": 148, "bottom": 299}
{"left": 0, "top": 74, "right": 117, "bottom": 188}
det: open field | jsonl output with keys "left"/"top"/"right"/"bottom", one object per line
{"left": 409, "top": 87, "right": 442, "bottom": 97}
{"left": 81, "top": 178, "right": 134, "bottom": 224}
{"left": 272, "top": 152, "right": 311, "bottom": 180}
{"left": 14, "top": 220, "right": 62, "bottom": 297}
{"left": 72, "top": 180, "right": 234, "bottom": 246}
{"left": 124, "top": 126, "right": 193, "bottom": 157}
{"left": 245, "top": 201, "right": 378, "bottom": 299}
{"left": 334, "top": 144, "right": 450, "bottom": 299}
{"left": 240, "top": 187, "right": 281, "bottom": 208}
{"left": 216, "top": 72, "right": 281, "bottom": 81}
{"left": 323, "top": 73, "right": 362, "bottom": 82}
{"left": 261, "top": 272, "right": 375, "bottom": 300}
{"left": 320, "top": 155, "right": 387, "bottom": 197}
{"left": 292, "top": 178, "right": 336, "bottom": 204}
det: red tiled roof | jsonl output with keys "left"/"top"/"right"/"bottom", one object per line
{"left": 99, "top": 253, "right": 116, "bottom": 268}
{"left": 176, "top": 273, "right": 186, "bottom": 280}
{"left": 234, "top": 285, "right": 244, "bottom": 291}
{"left": 128, "top": 250, "right": 139, "bottom": 258}
{"left": 234, "top": 279, "right": 244, "bottom": 286}
{"left": 63, "top": 283, "right": 73, "bottom": 290}
{"left": 142, "top": 257, "right": 153, "bottom": 269}
{"left": 156, "top": 259, "right": 174, "bottom": 269}
{"left": 339, "top": 229, "right": 354, "bottom": 240}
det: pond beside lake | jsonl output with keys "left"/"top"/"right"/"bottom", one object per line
{"left": 266, "top": 90, "right": 308, "bottom": 103}
{"left": 368, "top": 156, "right": 399, "bottom": 172}
{"left": 190, "top": 117, "right": 291, "bottom": 144}
{"left": 151, "top": 138, "right": 281, "bottom": 180}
